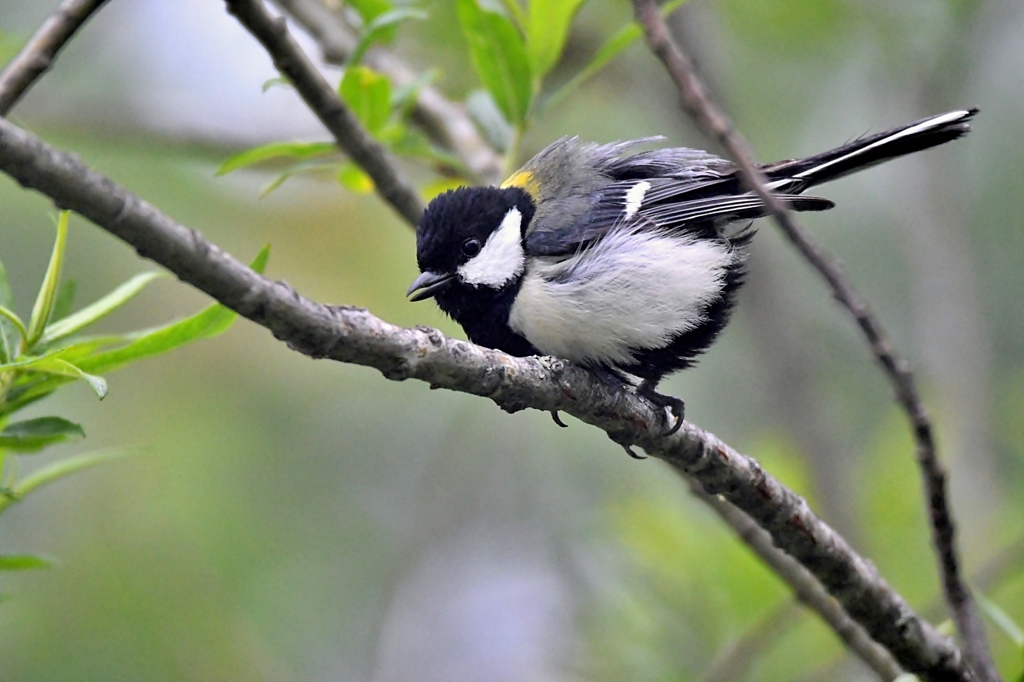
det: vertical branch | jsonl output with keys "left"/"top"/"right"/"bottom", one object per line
{"left": 629, "top": 1, "right": 998, "bottom": 679}
{"left": 0, "top": 0, "right": 111, "bottom": 116}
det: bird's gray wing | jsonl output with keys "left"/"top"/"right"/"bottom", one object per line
{"left": 525, "top": 178, "right": 833, "bottom": 257}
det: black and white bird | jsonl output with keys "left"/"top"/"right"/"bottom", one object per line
{"left": 407, "top": 109, "right": 977, "bottom": 434}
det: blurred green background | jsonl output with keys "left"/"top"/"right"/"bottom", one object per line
{"left": 2, "top": 0, "right": 1023, "bottom": 680}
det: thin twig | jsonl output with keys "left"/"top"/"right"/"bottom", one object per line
{"left": 270, "top": 0, "right": 503, "bottom": 184}
{"left": 0, "top": 0, "right": 111, "bottom": 116}
{"left": 0, "top": 115, "right": 970, "bottom": 682}
{"left": 224, "top": 0, "right": 424, "bottom": 226}
{"left": 630, "top": 2, "right": 997, "bottom": 680}
{"left": 687, "top": 482, "right": 904, "bottom": 681}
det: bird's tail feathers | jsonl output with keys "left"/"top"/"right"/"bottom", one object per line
{"left": 766, "top": 108, "right": 977, "bottom": 192}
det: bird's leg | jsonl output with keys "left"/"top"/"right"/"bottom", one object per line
{"left": 589, "top": 366, "right": 629, "bottom": 390}
{"left": 636, "top": 379, "right": 685, "bottom": 437}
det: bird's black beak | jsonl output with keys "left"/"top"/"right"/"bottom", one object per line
{"left": 406, "top": 271, "right": 453, "bottom": 302}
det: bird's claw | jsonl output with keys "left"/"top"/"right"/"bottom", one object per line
{"left": 637, "top": 381, "right": 685, "bottom": 437}
{"left": 620, "top": 443, "right": 647, "bottom": 459}
{"left": 550, "top": 410, "right": 568, "bottom": 428}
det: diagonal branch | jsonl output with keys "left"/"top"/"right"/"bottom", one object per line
{"left": 630, "top": 1, "right": 997, "bottom": 680}
{"left": 0, "top": 114, "right": 970, "bottom": 682}
{"left": 224, "top": 0, "right": 424, "bottom": 226}
{"left": 270, "top": 0, "right": 504, "bottom": 185}
{"left": 0, "top": 0, "right": 111, "bottom": 116}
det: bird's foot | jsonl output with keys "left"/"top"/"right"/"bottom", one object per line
{"left": 550, "top": 410, "right": 569, "bottom": 428}
{"left": 637, "top": 380, "right": 685, "bottom": 437}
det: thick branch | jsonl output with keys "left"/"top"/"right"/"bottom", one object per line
{"left": 0, "top": 0, "right": 111, "bottom": 116}
{"left": 224, "top": 0, "right": 424, "bottom": 226}
{"left": 630, "top": 2, "right": 995, "bottom": 679}
{"left": 270, "top": 0, "right": 503, "bottom": 185}
{"left": 0, "top": 114, "right": 970, "bottom": 682}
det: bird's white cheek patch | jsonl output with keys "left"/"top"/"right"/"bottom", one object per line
{"left": 458, "top": 207, "right": 525, "bottom": 287}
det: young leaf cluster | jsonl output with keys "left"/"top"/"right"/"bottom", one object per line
{"left": 219, "top": 0, "right": 688, "bottom": 198}
{"left": 0, "top": 213, "right": 269, "bottom": 580}
{"left": 218, "top": 1, "right": 464, "bottom": 197}
{"left": 455, "top": 0, "right": 689, "bottom": 166}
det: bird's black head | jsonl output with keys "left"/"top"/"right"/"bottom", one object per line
{"left": 407, "top": 185, "right": 539, "bottom": 355}
{"left": 410, "top": 185, "right": 536, "bottom": 294}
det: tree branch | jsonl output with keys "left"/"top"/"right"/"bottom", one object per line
{"left": 0, "top": 114, "right": 970, "bottom": 682}
{"left": 223, "top": 0, "right": 424, "bottom": 226}
{"left": 270, "top": 0, "right": 504, "bottom": 185}
{"left": 630, "top": 1, "right": 996, "bottom": 679}
{"left": 0, "top": 0, "right": 111, "bottom": 116}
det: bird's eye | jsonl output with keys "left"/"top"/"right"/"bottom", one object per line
{"left": 462, "top": 238, "right": 482, "bottom": 257}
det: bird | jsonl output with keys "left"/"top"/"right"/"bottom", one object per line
{"left": 407, "top": 109, "right": 977, "bottom": 437}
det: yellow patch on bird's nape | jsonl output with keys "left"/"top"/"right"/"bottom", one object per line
{"left": 501, "top": 170, "right": 540, "bottom": 198}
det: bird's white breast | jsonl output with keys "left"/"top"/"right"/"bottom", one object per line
{"left": 508, "top": 228, "right": 738, "bottom": 365}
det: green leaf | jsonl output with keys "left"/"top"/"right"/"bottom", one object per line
{"left": 347, "top": 0, "right": 393, "bottom": 25}
{"left": 11, "top": 357, "right": 108, "bottom": 399}
{"left": 0, "top": 417, "right": 85, "bottom": 453}
{"left": 337, "top": 162, "right": 375, "bottom": 194}
{"left": 262, "top": 76, "right": 290, "bottom": 93}
{"left": 0, "top": 336, "right": 140, "bottom": 416}
{"left": 539, "top": 0, "right": 689, "bottom": 113}
{"left": 0, "top": 448, "right": 129, "bottom": 515}
{"left": 0, "top": 554, "right": 54, "bottom": 571}
{"left": 74, "top": 303, "right": 228, "bottom": 375}
{"left": 26, "top": 212, "right": 69, "bottom": 349}
{"left": 0, "top": 248, "right": 267, "bottom": 414}
{"left": 350, "top": 8, "right": 428, "bottom": 67}
{"left": 526, "top": 0, "right": 587, "bottom": 78}
{"left": 339, "top": 66, "right": 392, "bottom": 135}
{"left": 457, "top": 0, "right": 533, "bottom": 126}
{"left": 39, "top": 272, "right": 164, "bottom": 347}
{"left": 0, "top": 258, "right": 18, "bottom": 363}
{"left": 260, "top": 162, "right": 342, "bottom": 198}
{"left": 976, "top": 591, "right": 1024, "bottom": 647}
{"left": 72, "top": 246, "right": 269, "bottom": 375}
{"left": 216, "top": 141, "right": 338, "bottom": 176}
